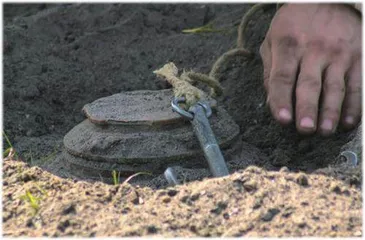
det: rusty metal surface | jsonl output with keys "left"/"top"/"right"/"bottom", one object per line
{"left": 64, "top": 106, "right": 239, "bottom": 164}
{"left": 83, "top": 89, "right": 217, "bottom": 126}
{"left": 62, "top": 89, "right": 239, "bottom": 179}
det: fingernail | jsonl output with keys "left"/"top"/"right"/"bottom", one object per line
{"left": 320, "top": 119, "right": 333, "bottom": 131}
{"left": 278, "top": 108, "right": 292, "bottom": 122}
{"left": 300, "top": 117, "right": 315, "bottom": 129}
{"left": 345, "top": 116, "right": 354, "bottom": 125}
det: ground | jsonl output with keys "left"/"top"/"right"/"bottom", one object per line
{"left": 2, "top": 3, "right": 362, "bottom": 237}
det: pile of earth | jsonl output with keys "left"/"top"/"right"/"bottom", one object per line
{"left": 2, "top": 158, "right": 362, "bottom": 237}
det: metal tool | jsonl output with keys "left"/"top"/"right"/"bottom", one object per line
{"left": 164, "top": 167, "right": 181, "bottom": 185}
{"left": 171, "top": 97, "right": 229, "bottom": 177}
{"left": 339, "top": 150, "right": 358, "bottom": 167}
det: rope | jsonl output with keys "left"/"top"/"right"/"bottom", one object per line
{"left": 184, "top": 71, "right": 223, "bottom": 97}
{"left": 154, "top": 4, "right": 277, "bottom": 109}
{"left": 209, "top": 48, "right": 252, "bottom": 81}
{"left": 237, "top": 3, "right": 275, "bottom": 49}
{"left": 153, "top": 62, "right": 208, "bottom": 107}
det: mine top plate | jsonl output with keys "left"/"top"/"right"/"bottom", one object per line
{"left": 82, "top": 89, "right": 217, "bottom": 126}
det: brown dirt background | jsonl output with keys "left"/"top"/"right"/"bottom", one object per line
{"left": 2, "top": 3, "right": 363, "bottom": 237}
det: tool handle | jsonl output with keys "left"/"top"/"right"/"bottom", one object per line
{"left": 191, "top": 104, "right": 229, "bottom": 177}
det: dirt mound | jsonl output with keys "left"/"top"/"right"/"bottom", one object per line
{"left": 2, "top": 159, "right": 362, "bottom": 237}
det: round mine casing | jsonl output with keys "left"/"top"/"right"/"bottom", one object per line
{"left": 61, "top": 89, "right": 240, "bottom": 181}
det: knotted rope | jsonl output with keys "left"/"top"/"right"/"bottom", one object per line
{"left": 153, "top": 62, "right": 222, "bottom": 107}
{"left": 154, "top": 3, "right": 277, "bottom": 109}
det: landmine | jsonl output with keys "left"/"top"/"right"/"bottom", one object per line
{"left": 60, "top": 89, "right": 240, "bottom": 182}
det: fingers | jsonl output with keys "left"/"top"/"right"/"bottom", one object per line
{"left": 341, "top": 58, "right": 362, "bottom": 129}
{"left": 318, "top": 64, "right": 346, "bottom": 135}
{"left": 259, "top": 39, "right": 271, "bottom": 92}
{"left": 268, "top": 36, "right": 301, "bottom": 124}
{"left": 295, "top": 54, "right": 326, "bottom": 134}
{"left": 261, "top": 35, "right": 360, "bottom": 135}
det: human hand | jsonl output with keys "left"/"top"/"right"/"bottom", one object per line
{"left": 260, "top": 4, "right": 362, "bottom": 135}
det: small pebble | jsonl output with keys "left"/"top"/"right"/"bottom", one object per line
{"left": 252, "top": 197, "right": 263, "bottom": 209}
{"left": 157, "top": 191, "right": 167, "bottom": 197}
{"left": 26, "top": 219, "right": 34, "bottom": 228}
{"left": 261, "top": 208, "right": 280, "bottom": 222}
{"left": 300, "top": 201, "right": 309, "bottom": 206}
{"left": 279, "top": 166, "right": 289, "bottom": 173}
{"left": 282, "top": 207, "right": 294, "bottom": 218}
{"left": 342, "top": 189, "right": 350, "bottom": 196}
{"left": 223, "top": 212, "right": 230, "bottom": 220}
{"left": 210, "top": 201, "right": 228, "bottom": 215}
{"left": 20, "top": 173, "right": 33, "bottom": 182}
{"left": 190, "top": 225, "right": 197, "bottom": 232}
{"left": 329, "top": 183, "right": 342, "bottom": 194}
{"left": 167, "top": 189, "right": 178, "bottom": 197}
{"left": 57, "top": 220, "right": 70, "bottom": 232}
{"left": 298, "top": 222, "right": 307, "bottom": 228}
{"left": 348, "top": 176, "right": 361, "bottom": 186}
{"left": 190, "top": 193, "right": 200, "bottom": 201}
{"left": 62, "top": 204, "right": 76, "bottom": 215}
{"left": 296, "top": 173, "right": 309, "bottom": 186}
{"left": 233, "top": 180, "right": 244, "bottom": 192}
{"left": 162, "top": 197, "right": 171, "bottom": 203}
{"left": 147, "top": 225, "right": 158, "bottom": 234}
{"left": 180, "top": 195, "right": 189, "bottom": 203}
{"left": 132, "top": 196, "right": 144, "bottom": 205}
{"left": 121, "top": 207, "right": 130, "bottom": 214}
{"left": 243, "top": 180, "right": 258, "bottom": 191}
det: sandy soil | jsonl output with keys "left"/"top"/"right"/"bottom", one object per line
{"left": 3, "top": 3, "right": 362, "bottom": 237}
{"left": 2, "top": 157, "right": 362, "bottom": 237}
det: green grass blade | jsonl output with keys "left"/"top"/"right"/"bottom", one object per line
{"left": 2, "top": 130, "right": 13, "bottom": 148}
{"left": 112, "top": 170, "right": 120, "bottom": 185}
{"left": 3, "top": 148, "right": 11, "bottom": 158}
{"left": 2, "top": 131, "right": 18, "bottom": 159}
{"left": 182, "top": 23, "right": 227, "bottom": 34}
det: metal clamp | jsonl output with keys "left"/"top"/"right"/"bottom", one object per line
{"left": 164, "top": 167, "right": 180, "bottom": 186}
{"left": 171, "top": 97, "right": 212, "bottom": 120}
{"left": 170, "top": 96, "right": 229, "bottom": 178}
{"left": 339, "top": 150, "right": 358, "bottom": 167}
{"left": 171, "top": 97, "right": 194, "bottom": 120}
